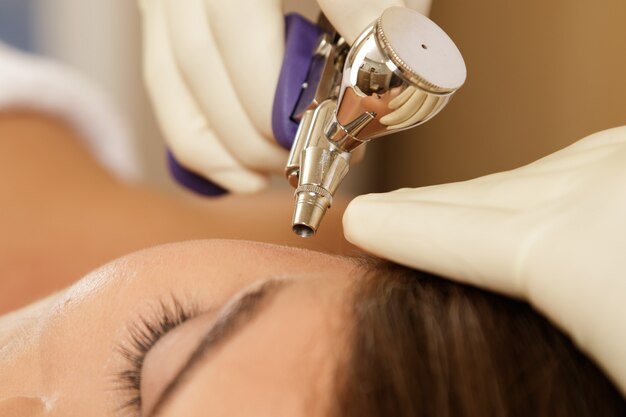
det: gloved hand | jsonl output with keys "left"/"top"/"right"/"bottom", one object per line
{"left": 137, "top": 0, "right": 431, "bottom": 193}
{"left": 343, "top": 126, "right": 626, "bottom": 394}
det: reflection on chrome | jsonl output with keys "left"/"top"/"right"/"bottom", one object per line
{"left": 287, "top": 7, "right": 467, "bottom": 237}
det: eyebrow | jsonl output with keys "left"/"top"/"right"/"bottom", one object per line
{"left": 147, "top": 278, "right": 291, "bottom": 417}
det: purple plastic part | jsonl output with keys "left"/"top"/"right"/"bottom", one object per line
{"left": 167, "top": 151, "right": 226, "bottom": 196}
{"left": 272, "top": 13, "right": 323, "bottom": 149}
{"left": 168, "top": 13, "right": 320, "bottom": 196}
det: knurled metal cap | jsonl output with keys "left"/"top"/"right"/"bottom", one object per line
{"left": 376, "top": 7, "right": 467, "bottom": 94}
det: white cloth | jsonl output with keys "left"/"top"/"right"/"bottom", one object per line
{"left": 0, "top": 40, "right": 140, "bottom": 182}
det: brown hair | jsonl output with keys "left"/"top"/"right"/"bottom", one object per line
{"left": 332, "top": 260, "right": 626, "bottom": 417}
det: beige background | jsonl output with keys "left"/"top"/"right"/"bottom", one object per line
{"left": 369, "top": 0, "right": 626, "bottom": 192}
{"left": 31, "top": 0, "right": 626, "bottom": 195}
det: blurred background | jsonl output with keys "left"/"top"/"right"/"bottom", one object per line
{"left": 1, "top": 0, "right": 625, "bottom": 194}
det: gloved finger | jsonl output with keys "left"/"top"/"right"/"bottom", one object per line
{"left": 344, "top": 127, "right": 626, "bottom": 293}
{"left": 142, "top": 0, "right": 268, "bottom": 193}
{"left": 347, "top": 126, "right": 626, "bottom": 400}
{"left": 388, "top": 86, "right": 419, "bottom": 110}
{"left": 380, "top": 87, "right": 427, "bottom": 126}
{"left": 343, "top": 192, "right": 529, "bottom": 298}
{"left": 360, "top": 172, "right": 558, "bottom": 212}
{"left": 317, "top": 0, "right": 405, "bottom": 44}
{"left": 163, "top": 0, "right": 288, "bottom": 174}
{"left": 369, "top": 134, "right": 625, "bottom": 211}
{"left": 203, "top": 0, "right": 283, "bottom": 140}
{"left": 517, "top": 128, "right": 626, "bottom": 173}
{"left": 381, "top": 91, "right": 437, "bottom": 130}
{"left": 392, "top": 95, "right": 440, "bottom": 130}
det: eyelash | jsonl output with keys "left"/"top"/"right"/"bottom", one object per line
{"left": 115, "top": 297, "right": 197, "bottom": 416}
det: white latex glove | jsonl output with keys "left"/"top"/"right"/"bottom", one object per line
{"left": 344, "top": 126, "right": 626, "bottom": 394}
{"left": 138, "top": 0, "right": 431, "bottom": 193}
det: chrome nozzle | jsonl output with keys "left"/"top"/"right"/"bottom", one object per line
{"left": 292, "top": 186, "right": 331, "bottom": 238}
{"left": 292, "top": 140, "right": 350, "bottom": 237}
{"left": 287, "top": 7, "right": 467, "bottom": 237}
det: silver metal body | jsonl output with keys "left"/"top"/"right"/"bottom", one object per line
{"left": 288, "top": 7, "right": 467, "bottom": 238}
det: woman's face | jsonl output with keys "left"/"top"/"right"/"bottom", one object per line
{"left": 0, "top": 240, "right": 358, "bottom": 417}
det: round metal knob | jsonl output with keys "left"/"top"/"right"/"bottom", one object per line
{"left": 376, "top": 7, "right": 466, "bottom": 93}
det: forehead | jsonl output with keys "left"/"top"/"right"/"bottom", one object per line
{"left": 63, "top": 239, "right": 355, "bottom": 308}
{"left": 1, "top": 240, "right": 359, "bottom": 416}
{"left": 159, "top": 274, "right": 353, "bottom": 417}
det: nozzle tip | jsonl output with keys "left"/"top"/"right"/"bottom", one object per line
{"left": 291, "top": 188, "right": 332, "bottom": 238}
{"left": 292, "top": 224, "right": 315, "bottom": 238}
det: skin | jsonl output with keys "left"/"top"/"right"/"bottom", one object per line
{"left": 0, "top": 239, "right": 358, "bottom": 417}
{"left": 0, "top": 112, "right": 355, "bottom": 313}
{"left": 0, "top": 111, "right": 363, "bottom": 415}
